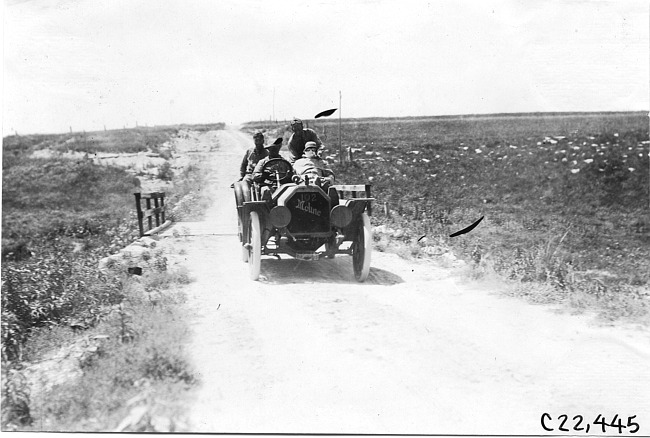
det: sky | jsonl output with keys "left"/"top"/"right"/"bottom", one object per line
{"left": 2, "top": 0, "right": 649, "bottom": 136}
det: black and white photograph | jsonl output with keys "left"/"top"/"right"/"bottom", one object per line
{"left": 2, "top": 0, "right": 649, "bottom": 434}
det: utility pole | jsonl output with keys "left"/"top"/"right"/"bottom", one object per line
{"left": 339, "top": 90, "right": 342, "bottom": 164}
{"left": 273, "top": 87, "right": 276, "bottom": 125}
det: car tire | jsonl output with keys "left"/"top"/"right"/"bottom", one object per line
{"left": 352, "top": 213, "right": 372, "bottom": 282}
{"left": 248, "top": 211, "right": 262, "bottom": 281}
{"left": 235, "top": 181, "right": 252, "bottom": 261}
{"left": 234, "top": 182, "right": 245, "bottom": 243}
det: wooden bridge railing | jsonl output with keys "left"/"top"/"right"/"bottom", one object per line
{"left": 134, "top": 192, "right": 167, "bottom": 237}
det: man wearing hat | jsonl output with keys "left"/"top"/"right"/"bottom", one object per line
{"left": 293, "top": 141, "right": 335, "bottom": 189}
{"left": 252, "top": 137, "right": 284, "bottom": 184}
{"left": 287, "top": 118, "right": 323, "bottom": 163}
{"left": 239, "top": 131, "right": 269, "bottom": 184}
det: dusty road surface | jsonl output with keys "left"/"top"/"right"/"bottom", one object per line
{"left": 161, "top": 127, "right": 650, "bottom": 435}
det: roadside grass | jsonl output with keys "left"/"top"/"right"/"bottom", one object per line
{"left": 167, "top": 162, "right": 215, "bottom": 222}
{"left": 2, "top": 123, "right": 225, "bottom": 159}
{"left": 267, "top": 112, "right": 650, "bottom": 323}
{"left": 2, "top": 124, "right": 218, "bottom": 430}
{"left": 1, "top": 155, "right": 139, "bottom": 362}
{"left": 2, "top": 155, "right": 138, "bottom": 244}
{"left": 2, "top": 123, "right": 217, "bottom": 359}
{"left": 13, "top": 268, "right": 195, "bottom": 432}
{"left": 2, "top": 127, "right": 175, "bottom": 156}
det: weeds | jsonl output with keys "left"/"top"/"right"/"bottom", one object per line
{"left": 1, "top": 243, "right": 126, "bottom": 362}
{"left": 112, "top": 303, "right": 137, "bottom": 344}
{"left": 1, "top": 125, "right": 216, "bottom": 431}
{"left": 1, "top": 366, "right": 32, "bottom": 429}
{"left": 23, "top": 268, "right": 196, "bottom": 431}
{"left": 302, "top": 112, "right": 650, "bottom": 321}
{"left": 157, "top": 162, "right": 174, "bottom": 181}
{"left": 168, "top": 164, "right": 214, "bottom": 221}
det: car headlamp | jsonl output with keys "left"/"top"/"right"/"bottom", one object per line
{"left": 270, "top": 206, "right": 291, "bottom": 228}
{"left": 330, "top": 205, "right": 352, "bottom": 228}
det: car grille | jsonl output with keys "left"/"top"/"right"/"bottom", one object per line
{"left": 286, "top": 190, "right": 330, "bottom": 234}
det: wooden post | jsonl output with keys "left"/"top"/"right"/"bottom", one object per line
{"left": 134, "top": 193, "right": 144, "bottom": 237}
{"left": 383, "top": 202, "right": 389, "bottom": 217}
{"left": 146, "top": 197, "right": 152, "bottom": 231}
{"left": 153, "top": 195, "right": 160, "bottom": 227}
{"left": 160, "top": 194, "right": 166, "bottom": 223}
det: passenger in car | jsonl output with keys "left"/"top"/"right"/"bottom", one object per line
{"left": 287, "top": 118, "right": 323, "bottom": 163}
{"left": 293, "top": 141, "right": 335, "bottom": 189}
{"left": 239, "top": 131, "right": 268, "bottom": 184}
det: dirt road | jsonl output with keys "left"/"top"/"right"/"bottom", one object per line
{"left": 162, "top": 128, "right": 650, "bottom": 434}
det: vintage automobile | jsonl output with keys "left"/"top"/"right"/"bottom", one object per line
{"left": 233, "top": 157, "right": 373, "bottom": 282}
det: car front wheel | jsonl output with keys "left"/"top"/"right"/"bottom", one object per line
{"left": 351, "top": 213, "right": 372, "bottom": 282}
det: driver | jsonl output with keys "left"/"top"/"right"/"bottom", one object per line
{"left": 252, "top": 137, "right": 285, "bottom": 184}
{"left": 293, "top": 141, "right": 335, "bottom": 189}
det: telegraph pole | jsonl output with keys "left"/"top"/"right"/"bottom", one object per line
{"left": 338, "top": 91, "right": 342, "bottom": 164}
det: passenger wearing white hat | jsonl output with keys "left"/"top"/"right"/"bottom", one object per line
{"left": 293, "top": 141, "right": 335, "bottom": 189}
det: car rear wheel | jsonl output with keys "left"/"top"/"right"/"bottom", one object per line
{"left": 248, "top": 211, "right": 262, "bottom": 280}
{"left": 352, "top": 213, "right": 372, "bottom": 282}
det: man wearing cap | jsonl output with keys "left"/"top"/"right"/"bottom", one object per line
{"left": 293, "top": 141, "right": 335, "bottom": 189}
{"left": 287, "top": 118, "right": 323, "bottom": 163}
{"left": 252, "top": 137, "right": 285, "bottom": 184}
{"left": 239, "top": 131, "right": 269, "bottom": 184}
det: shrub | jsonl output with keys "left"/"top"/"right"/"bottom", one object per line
{"left": 1, "top": 366, "right": 33, "bottom": 428}
{"left": 1, "top": 244, "right": 125, "bottom": 361}
{"left": 157, "top": 162, "right": 174, "bottom": 181}
{"left": 26, "top": 273, "right": 196, "bottom": 431}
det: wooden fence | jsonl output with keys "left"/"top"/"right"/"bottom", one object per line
{"left": 134, "top": 192, "right": 168, "bottom": 237}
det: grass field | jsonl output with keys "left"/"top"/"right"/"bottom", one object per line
{"left": 2, "top": 123, "right": 225, "bottom": 157}
{"left": 248, "top": 112, "right": 650, "bottom": 321}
